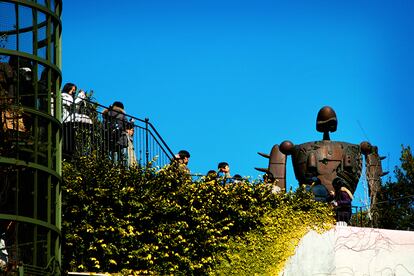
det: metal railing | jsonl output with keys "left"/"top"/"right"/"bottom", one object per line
{"left": 350, "top": 194, "right": 414, "bottom": 229}
{"left": 331, "top": 205, "right": 379, "bottom": 228}
{"left": 62, "top": 98, "right": 175, "bottom": 168}
{"left": 349, "top": 206, "right": 367, "bottom": 227}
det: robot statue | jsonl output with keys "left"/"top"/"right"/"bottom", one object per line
{"left": 256, "top": 106, "right": 388, "bottom": 208}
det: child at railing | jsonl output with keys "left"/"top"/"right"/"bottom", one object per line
{"left": 119, "top": 122, "right": 137, "bottom": 167}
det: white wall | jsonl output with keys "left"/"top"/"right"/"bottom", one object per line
{"left": 281, "top": 226, "right": 414, "bottom": 276}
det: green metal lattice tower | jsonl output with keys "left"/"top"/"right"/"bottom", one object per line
{"left": 0, "top": 0, "right": 62, "bottom": 275}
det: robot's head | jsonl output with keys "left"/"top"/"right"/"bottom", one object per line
{"left": 316, "top": 106, "right": 337, "bottom": 133}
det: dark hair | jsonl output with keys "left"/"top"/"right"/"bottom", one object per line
{"left": 311, "top": 176, "right": 321, "bottom": 185}
{"left": 62, "top": 83, "right": 77, "bottom": 93}
{"left": 112, "top": 101, "right": 124, "bottom": 109}
{"left": 125, "top": 122, "right": 134, "bottom": 130}
{"left": 332, "top": 177, "right": 346, "bottom": 190}
{"left": 207, "top": 170, "right": 216, "bottom": 175}
{"left": 8, "top": 56, "right": 32, "bottom": 69}
{"left": 218, "top": 162, "right": 229, "bottom": 169}
{"left": 233, "top": 174, "right": 242, "bottom": 180}
{"left": 177, "top": 150, "right": 190, "bottom": 159}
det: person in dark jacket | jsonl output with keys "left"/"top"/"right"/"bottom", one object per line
{"left": 103, "top": 101, "right": 127, "bottom": 131}
{"left": 102, "top": 101, "right": 128, "bottom": 161}
{"left": 332, "top": 178, "right": 353, "bottom": 225}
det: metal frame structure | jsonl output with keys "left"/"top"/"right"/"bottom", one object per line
{"left": 0, "top": 0, "right": 62, "bottom": 274}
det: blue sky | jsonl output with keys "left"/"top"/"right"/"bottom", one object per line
{"left": 61, "top": 0, "right": 414, "bottom": 206}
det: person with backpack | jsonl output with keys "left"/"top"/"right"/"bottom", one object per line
{"left": 102, "top": 101, "right": 128, "bottom": 161}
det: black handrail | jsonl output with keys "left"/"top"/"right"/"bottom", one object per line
{"left": 62, "top": 97, "right": 175, "bottom": 168}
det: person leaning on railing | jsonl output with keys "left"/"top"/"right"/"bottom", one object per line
{"left": 61, "top": 83, "right": 93, "bottom": 156}
{"left": 62, "top": 83, "right": 92, "bottom": 124}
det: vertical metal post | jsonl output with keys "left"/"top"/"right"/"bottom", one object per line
{"left": 145, "top": 118, "right": 149, "bottom": 165}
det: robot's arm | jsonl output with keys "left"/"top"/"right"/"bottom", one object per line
{"left": 256, "top": 144, "right": 287, "bottom": 190}
{"left": 361, "top": 141, "right": 388, "bottom": 208}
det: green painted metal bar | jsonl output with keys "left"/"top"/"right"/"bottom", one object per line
{"left": 17, "top": 105, "right": 61, "bottom": 125}
{"left": 54, "top": 1, "right": 63, "bottom": 269}
{"left": 0, "top": 48, "right": 62, "bottom": 76}
{"left": 46, "top": 0, "right": 53, "bottom": 266}
{"left": 0, "top": 214, "right": 61, "bottom": 241}
{"left": 0, "top": 157, "right": 62, "bottom": 180}
{"left": 1, "top": 0, "right": 62, "bottom": 30}
{"left": 0, "top": 21, "right": 47, "bottom": 36}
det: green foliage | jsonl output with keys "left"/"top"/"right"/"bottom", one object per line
{"left": 62, "top": 155, "right": 335, "bottom": 275}
{"left": 376, "top": 145, "right": 414, "bottom": 230}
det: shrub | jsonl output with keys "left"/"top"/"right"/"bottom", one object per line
{"left": 62, "top": 154, "right": 335, "bottom": 275}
